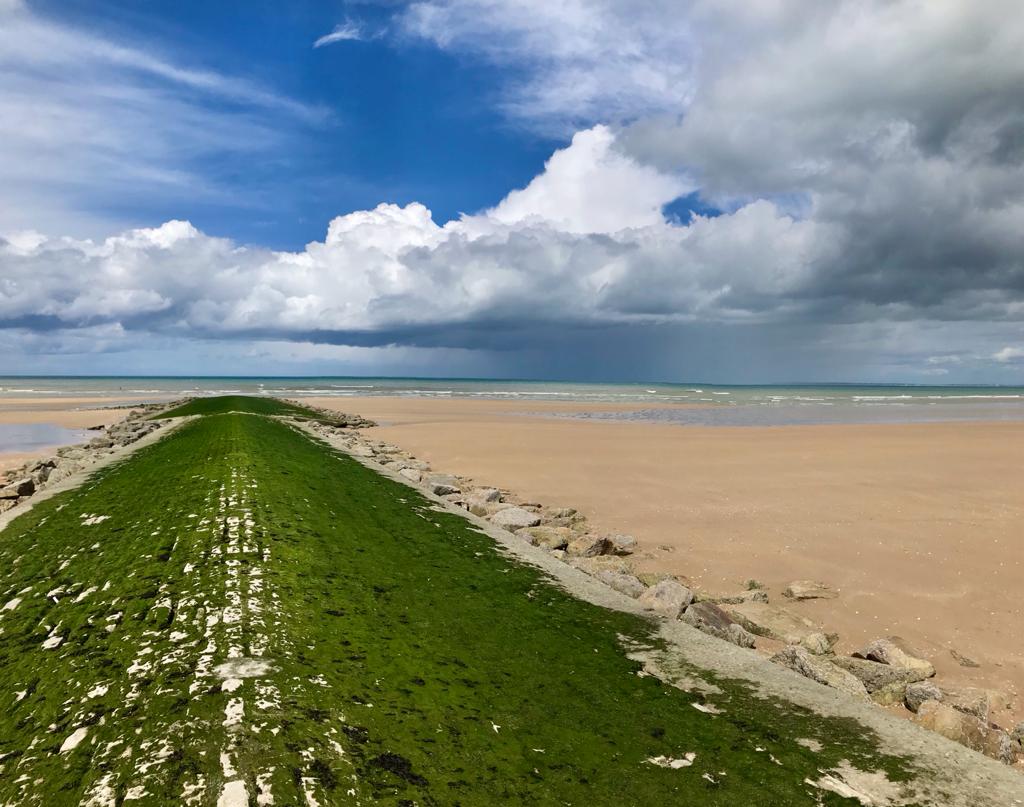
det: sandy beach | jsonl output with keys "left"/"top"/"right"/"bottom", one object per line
{"left": 305, "top": 396, "right": 1024, "bottom": 725}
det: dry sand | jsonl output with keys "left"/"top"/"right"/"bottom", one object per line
{"left": 305, "top": 396, "right": 1024, "bottom": 725}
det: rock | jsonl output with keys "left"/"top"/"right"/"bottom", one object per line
{"left": 0, "top": 478, "right": 34, "bottom": 499}
{"left": 904, "top": 681, "right": 943, "bottom": 713}
{"left": 940, "top": 686, "right": 1012, "bottom": 723}
{"left": 681, "top": 602, "right": 756, "bottom": 648}
{"left": 853, "top": 637, "right": 935, "bottom": 678}
{"left": 47, "top": 462, "right": 81, "bottom": 484}
{"left": 568, "top": 556, "right": 633, "bottom": 576}
{"left": 638, "top": 580, "right": 693, "bottom": 619}
{"left": 489, "top": 507, "right": 542, "bottom": 531}
{"left": 470, "top": 488, "right": 501, "bottom": 503}
{"left": 349, "top": 444, "right": 376, "bottom": 458}
{"left": 399, "top": 468, "right": 422, "bottom": 483}
{"left": 831, "top": 656, "right": 928, "bottom": 693}
{"left": 0, "top": 499, "right": 16, "bottom": 514}
{"left": 520, "top": 526, "right": 572, "bottom": 551}
{"left": 727, "top": 623, "right": 758, "bottom": 649}
{"left": 465, "top": 501, "right": 490, "bottom": 517}
{"left": 871, "top": 682, "right": 910, "bottom": 707}
{"left": 723, "top": 602, "right": 820, "bottom": 644}
{"left": 710, "top": 589, "right": 769, "bottom": 605}
{"left": 915, "top": 701, "right": 1018, "bottom": 764}
{"left": 800, "top": 632, "right": 836, "bottom": 655}
{"left": 949, "top": 648, "right": 981, "bottom": 668}
{"left": 782, "top": 580, "right": 838, "bottom": 600}
{"left": 565, "top": 535, "right": 611, "bottom": 558}
{"left": 608, "top": 534, "right": 637, "bottom": 555}
{"left": 637, "top": 571, "right": 679, "bottom": 588}
{"left": 88, "top": 436, "right": 114, "bottom": 449}
{"left": 595, "top": 571, "right": 646, "bottom": 599}
{"left": 1011, "top": 722, "right": 1024, "bottom": 746}
{"left": 770, "top": 646, "right": 869, "bottom": 699}
{"left": 543, "top": 506, "right": 577, "bottom": 519}
{"left": 427, "top": 475, "right": 462, "bottom": 496}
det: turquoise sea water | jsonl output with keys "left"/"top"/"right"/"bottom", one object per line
{"left": 2, "top": 376, "right": 1024, "bottom": 427}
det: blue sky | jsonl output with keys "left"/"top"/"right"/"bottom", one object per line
{"left": 31, "top": 0, "right": 567, "bottom": 249}
{"left": 1, "top": 0, "right": 1023, "bottom": 382}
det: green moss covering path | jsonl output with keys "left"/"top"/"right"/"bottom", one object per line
{"left": 0, "top": 402, "right": 925, "bottom": 805}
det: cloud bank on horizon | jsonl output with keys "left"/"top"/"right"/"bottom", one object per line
{"left": 1, "top": 0, "right": 1024, "bottom": 381}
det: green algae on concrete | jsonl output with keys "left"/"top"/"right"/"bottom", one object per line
{"left": 0, "top": 403, "right": 924, "bottom": 805}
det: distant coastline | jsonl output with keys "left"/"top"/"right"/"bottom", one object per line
{"left": 2, "top": 376, "right": 1023, "bottom": 426}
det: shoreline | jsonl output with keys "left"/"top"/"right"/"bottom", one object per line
{"left": 300, "top": 396, "right": 1024, "bottom": 735}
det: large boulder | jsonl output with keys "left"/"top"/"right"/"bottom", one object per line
{"left": 770, "top": 646, "right": 869, "bottom": 699}
{"left": 0, "top": 478, "right": 34, "bottom": 499}
{"left": 565, "top": 535, "right": 611, "bottom": 558}
{"left": 831, "top": 656, "right": 930, "bottom": 693}
{"left": 904, "top": 681, "right": 943, "bottom": 713}
{"left": 521, "top": 526, "right": 573, "bottom": 551}
{"left": 782, "top": 580, "right": 838, "bottom": 600}
{"left": 638, "top": 580, "right": 693, "bottom": 619}
{"left": 723, "top": 602, "right": 821, "bottom": 644}
{"left": 489, "top": 507, "right": 542, "bottom": 531}
{"left": 595, "top": 571, "right": 646, "bottom": 599}
{"left": 853, "top": 637, "right": 935, "bottom": 678}
{"left": 940, "top": 685, "right": 1013, "bottom": 723}
{"left": 915, "top": 701, "right": 1018, "bottom": 764}
{"left": 681, "top": 601, "right": 756, "bottom": 648}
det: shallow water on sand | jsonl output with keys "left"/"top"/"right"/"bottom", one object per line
{"left": 0, "top": 422, "right": 88, "bottom": 453}
{"left": 559, "top": 400, "right": 1024, "bottom": 427}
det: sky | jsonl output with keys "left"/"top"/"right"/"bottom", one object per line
{"left": 1, "top": 0, "right": 1023, "bottom": 383}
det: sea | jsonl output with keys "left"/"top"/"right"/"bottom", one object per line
{"left": 2, "top": 376, "right": 1024, "bottom": 430}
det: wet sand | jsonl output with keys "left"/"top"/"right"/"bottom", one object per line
{"left": 304, "top": 396, "right": 1024, "bottom": 724}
